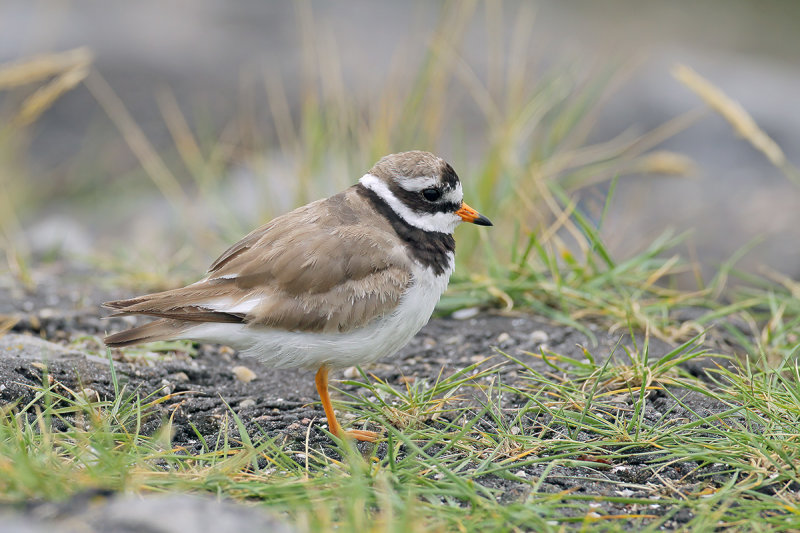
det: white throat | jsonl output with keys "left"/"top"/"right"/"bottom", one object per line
{"left": 359, "top": 173, "right": 462, "bottom": 234}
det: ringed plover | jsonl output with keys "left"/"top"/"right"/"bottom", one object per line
{"left": 104, "top": 151, "right": 492, "bottom": 442}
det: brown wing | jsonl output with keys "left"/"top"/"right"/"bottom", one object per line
{"left": 105, "top": 188, "right": 412, "bottom": 334}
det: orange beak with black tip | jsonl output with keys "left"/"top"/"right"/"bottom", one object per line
{"left": 456, "top": 202, "right": 492, "bottom": 226}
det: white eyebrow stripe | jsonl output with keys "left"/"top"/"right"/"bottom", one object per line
{"left": 398, "top": 176, "right": 440, "bottom": 192}
{"left": 392, "top": 176, "right": 464, "bottom": 206}
{"left": 443, "top": 183, "right": 463, "bottom": 205}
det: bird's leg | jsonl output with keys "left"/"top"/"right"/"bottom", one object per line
{"left": 314, "top": 365, "right": 380, "bottom": 442}
{"left": 315, "top": 365, "right": 343, "bottom": 436}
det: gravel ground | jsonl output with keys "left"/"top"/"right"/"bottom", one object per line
{"left": 0, "top": 264, "right": 748, "bottom": 530}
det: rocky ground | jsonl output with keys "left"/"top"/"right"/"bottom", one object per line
{"left": 0, "top": 264, "right": 748, "bottom": 531}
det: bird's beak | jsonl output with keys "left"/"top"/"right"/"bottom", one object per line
{"left": 455, "top": 202, "right": 493, "bottom": 226}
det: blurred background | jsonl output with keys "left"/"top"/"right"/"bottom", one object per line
{"left": 1, "top": 0, "right": 799, "bottom": 291}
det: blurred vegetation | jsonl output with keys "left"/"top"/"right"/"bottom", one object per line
{"left": 1, "top": 3, "right": 692, "bottom": 291}
{"left": 0, "top": 47, "right": 93, "bottom": 285}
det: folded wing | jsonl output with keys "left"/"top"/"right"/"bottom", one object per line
{"left": 104, "top": 190, "right": 412, "bottom": 336}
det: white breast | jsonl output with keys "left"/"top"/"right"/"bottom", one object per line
{"left": 185, "top": 254, "right": 455, "bottom": 369}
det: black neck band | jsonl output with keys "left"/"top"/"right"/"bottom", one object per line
{"left": 356, "top": 184, "right": 456, "bottom": 276}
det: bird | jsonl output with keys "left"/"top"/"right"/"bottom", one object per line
{"left": 103, "top": 151, "right": 492, "bottom": 442}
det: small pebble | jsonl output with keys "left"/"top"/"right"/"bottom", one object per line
{"left": 343, "top": 366, "right": 359, "bottom": 379}
{"left": 232, "top": 365, "right": 257, "bottom": 382}
{"left": 514, "top": 470, "right": 527, "bottom": 478}
{"left": 238, "top": 399, "right": 256, "bottom": 408}
{"left": 219, "top": 346, "right": 235, "bottom": 362}
{"left": 496, "top": 332, "right": 511, "bottom": 344}
{"left": 80, "top": 388, "right": 99, "bottom": 402}
{"left": 398, "top": 376, "right": 415, "bottom": 384}
{"left": 172, "top": 372, "right": 189, "bottom": 382}
{"left": 510, "top": 426, "right": 520, "bottom": 435}
{"left": 451, "top": 307, "right": 480, "bottom": 320}
{"left": 529, "top": 330, "right": 549, "bottom": 344}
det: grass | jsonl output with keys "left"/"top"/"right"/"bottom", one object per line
{"left": 1, "top": 1, "right": 800, "bottom": 531}
{"left": 1, "top": 342, "right": 799, "bottom": 531}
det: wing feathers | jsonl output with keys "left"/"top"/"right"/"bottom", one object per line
{"left": 247, "top": 266, "right": 410, "bottom": 333}
{"left": 104, "top": 282, "right": 247, "bottom": 323}
{"left": 104, "top": 187, "right": 413, "bottom": 340}
{"left": 104, "top": 319, "right": 190, "bottom": 347}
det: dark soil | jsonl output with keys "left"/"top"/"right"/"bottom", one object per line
{"left": 0, "top": 263, "right": 748, "bottom": 530}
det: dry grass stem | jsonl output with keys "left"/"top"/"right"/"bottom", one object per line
{"left": 673, "top": 64, "right": 799, "bottom": 183}
{"left": 84, "top": 70, "right": 189, "bottom": 217}
{"left": 0, "top": 47, "right": 93, "bottom": 126}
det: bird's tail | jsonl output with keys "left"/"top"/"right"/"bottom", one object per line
{"left": 104, "top": 319, "right": 188, "bottom": 348}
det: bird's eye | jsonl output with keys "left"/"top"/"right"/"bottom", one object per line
{"left": 421, "top": 188, "right": 442, "bottom": 202}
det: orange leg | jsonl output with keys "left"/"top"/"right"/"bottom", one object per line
{"left": 314, "top": 365, "right": 379, "bottom": 442}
